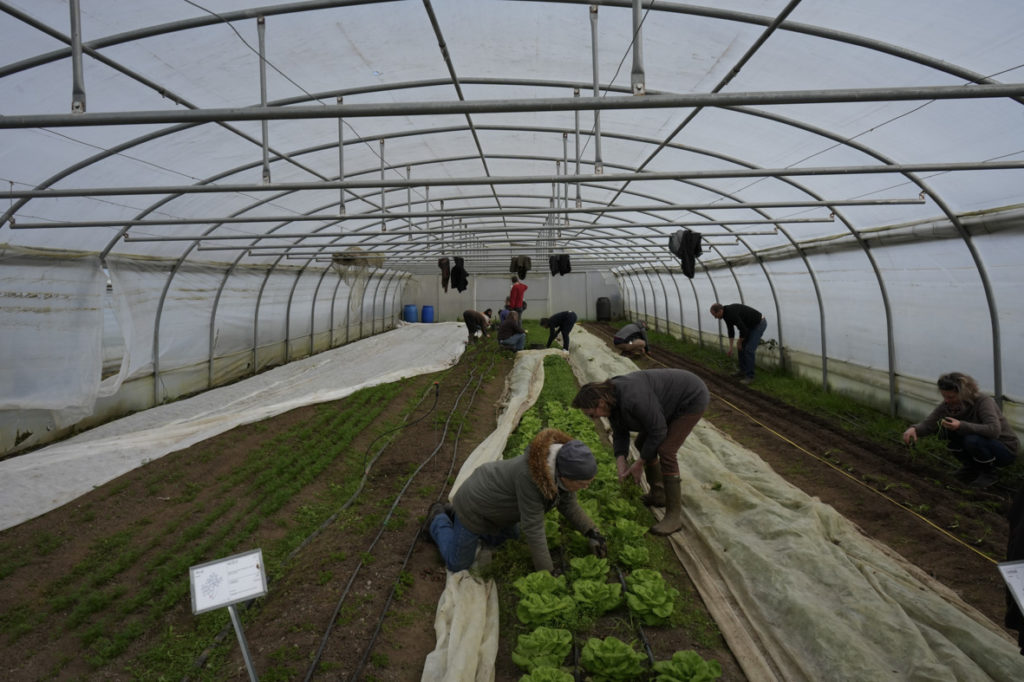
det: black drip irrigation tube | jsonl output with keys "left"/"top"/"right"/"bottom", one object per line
{"left": 304, "top": 346, "right": 496, "bottom": 681}
{"left": 184, "top": 342, "right": 494, "bottom": 681}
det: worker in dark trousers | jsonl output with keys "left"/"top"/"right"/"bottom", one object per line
{"left": 540, "top": 310, "right": 578, "bottom": 351}
{"left": 710, "top": 302, "right": 767, "bottom": 384}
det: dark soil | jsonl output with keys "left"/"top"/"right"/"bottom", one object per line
{"left": 0, "top": 326, "right": 1017, "bottom": 681}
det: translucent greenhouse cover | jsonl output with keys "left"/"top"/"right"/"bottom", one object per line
{"left": 424, "top": 328, "right": 1022, "bottom": 681}
{"left": 2, "top": 0, "right": 1023, "bottom": 446}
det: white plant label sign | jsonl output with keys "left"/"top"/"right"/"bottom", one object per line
{"left": 998, "top": 559, "right": 1024, "bottom": 616}
{"left": 190, "top": 548, "right": 268, "bottom": 615}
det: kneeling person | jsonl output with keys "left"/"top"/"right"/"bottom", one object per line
{"left": 427, "top": 428, "right": 606, "bottom": 573}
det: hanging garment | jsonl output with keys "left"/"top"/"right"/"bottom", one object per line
{"left": 558, "top": 254, "right": 571, "bottom": 275}
{"left": 669, "top": 229, "right": 703, "bottom": 278}
{"left": 549, "top": 255, "right": 559, "bottom": 276}
{"left": 438, "top": 257, "right": 451, "bottom": 292}
{"left": 451, "top": 256, "right": 469, "bottom": 292}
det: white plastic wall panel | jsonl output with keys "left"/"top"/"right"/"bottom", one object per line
{"left": 873, "top": 241, "right": 995, "bottom": 388}
{"left": 0, "top": 253, "right": 106, "bottom": 411}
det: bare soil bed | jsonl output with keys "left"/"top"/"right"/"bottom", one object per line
{"left": 0, "top": 327, "right": 1017, "bottom": 681}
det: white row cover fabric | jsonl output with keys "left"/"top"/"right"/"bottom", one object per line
{"left": 0, "top": 321, "right": 465, "bottom": 531}
{"left": 567, "top": 328, "right": 1023, "bottom": 681}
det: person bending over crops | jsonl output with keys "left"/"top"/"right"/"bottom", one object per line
{"left": 901, "top": 371, "right": 1018, "bottom": 489}
{"left": 572, "top": 369, "right": 709, "bottom": 536}
{"left": 539, "top": 310, "right": 578, "bottom": 351}
{"left": 425, "top": 429, "right": 606, "bottom": 573}
{"left": 462, "top": 308, "right": 493, "bottom": 343}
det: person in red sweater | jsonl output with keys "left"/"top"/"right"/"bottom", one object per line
{"left": 508, "top": 276, "right": 528, "bottom": 314}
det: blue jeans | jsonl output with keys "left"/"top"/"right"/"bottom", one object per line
{"left": 739, "top": 317, "right": 767, "bottom": 379}
{"left": 500, "top": 333, "right": 526, "bottom": 351}
{"left": 429, "top": 513, "right": 518, "bottom": 572}
{"left": 948, "top": 434, "right": 1015, "bottom": 468}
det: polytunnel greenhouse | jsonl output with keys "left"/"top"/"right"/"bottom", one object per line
{"left": 2, "top": 0, "right": 1024, "bottom": 680}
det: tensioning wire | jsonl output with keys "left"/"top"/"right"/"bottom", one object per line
{"left": 608, "top": 325, "right": 999, "bottom": 565}
{"left": 710, "top": 390, "right": 998, "bottom": 565}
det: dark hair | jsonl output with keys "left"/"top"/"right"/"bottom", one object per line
{"left": 571, "top": 380, "right": 617, "bottom": 410}
{"left": 483, "top": 308, "right": 493, "bottom": 317}
{"left": 539, "top": 317, "right": 550, "bottom": 327}
{"left": 710, "top": 303, "right": 723, "bottom": 315}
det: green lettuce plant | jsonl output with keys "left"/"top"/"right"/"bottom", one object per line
{"left": 626, "top": 569, "right": 679, "bottom": 626}
{"left": 571, "top": 579, "right": 622, "bottom": 616}
{"left": 519, "top": 666, "right": 575, "bottom": 682}
{"left": 511, "top": 626, "right": 573, "bottom": 671}
{"left": 516, "top": 591, "right": 577, "bottom": 627}
{"left": 579, "top": 636, "right": 646, "bottom": 682}
{"left": 652, "top": 650, "right": 723, "bottom": 681}
{"left": 513, "top": 570, "right": 567, "bottom": 597}
{"left": 614, "top": 542, "right": 650, "bottom": 569}
{"left": 568, "top": 554, "right": 609, "bottom": 582}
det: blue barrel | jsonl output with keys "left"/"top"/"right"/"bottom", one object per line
{"left": 421, "top": 305, "right": 435, "bottom": 323}
{"left": 403, "top": 304, "right": 418, "bottom": 322}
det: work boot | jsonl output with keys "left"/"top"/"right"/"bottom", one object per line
{"left": 649, "top": 475, "right": 683, "bottom": 536}
{"left": 422, "top": 502, "right": 449, "bottom": 540}
{"left": 641, "top": 462, "right": 666, "bottom": 507}
{"left": 970, "top": 465, "right": 998, "bottom": 489}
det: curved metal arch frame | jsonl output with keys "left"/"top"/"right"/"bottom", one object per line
{"left": 0, "top": 0, "right": 1016, "bottom": 410}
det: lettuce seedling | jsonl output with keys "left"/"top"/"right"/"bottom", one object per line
{"left": 511, "top": 626, "right": 573, "bottom": 672}
{"left": 513, "top": 570, "right": 567, "bottom": 598}
{"left": 626, "top": 570, "right": 679, "bottom": 626}
{"left": 519, "top": 667, "right": 575, "bottom": 682}
{"left": 571, "top": 579, "right": 622, "bottom": 616}
{"left": 516, "top": 591, "right": 577, "bottom": 627}
{"left": 580, "top": 636, "right": 646, "bottom": 682}
{"left": 652, "top": 649, "right": 723, "bottom": 682}
{"left": 614, "top": 542, "right": 650, "bottom": 569}
{"left": 568, "top": 554, "right": 609, "bottom": 582}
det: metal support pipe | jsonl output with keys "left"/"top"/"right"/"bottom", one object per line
{"left": 380, "top": 139, "right": 386, "bottom": 231}
{"left": 12, "top": 198, "right": 923, "bottom": 230}
{"left": 10, "top": 161, "right": 1021, "bottom": 199}
{"left": 68, "top": 0, "right": 85, "bottom": 113}
{"left": 573, "top": 88, "right": 582, "bottom": 208}
{"left": 257, "top": 17, "right": 271, "bottom": 183}
{"left": 4, "top": 83, "right": 1023, "bottom": 129}
{"left": 631, "top": 0, "right": 645, "bottom": 96}
{"left": 337, "top": 95, "right": 345, "bottom": 215}
{"left": 123, "top": 220, "right": 813, "bottom": 242}
{"left": 589, "top": 4, "right": 603, "bottom": 174}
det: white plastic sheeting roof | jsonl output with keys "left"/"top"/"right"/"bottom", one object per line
{"left": 1, "top": 1, "right": 1023, "bottom": 420}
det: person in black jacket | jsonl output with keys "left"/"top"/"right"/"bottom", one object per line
{"left": 572, "top": 369, "right": 709, "bottom": 536}
{"left": 710, "top": 302, "right": 767, "bottom": 383}
{"left": 540, "top": 311, "right": 578, "bottom": 351}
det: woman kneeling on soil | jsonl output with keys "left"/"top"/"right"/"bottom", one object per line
{"left": 572, "top": 368, "right": 709, "bottom": 536}
{"left": 426, "top": 428, "right": 607, "bottom": 573}
{"left": 901, "top": 371, "right": 1018, "bottom": 489}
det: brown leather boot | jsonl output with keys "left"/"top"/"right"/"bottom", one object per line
{"left": 642, "top": 462, "right": 666, "bottom": 507}
{"left": 649, "top": 475, "right": 682, "bottom": 536}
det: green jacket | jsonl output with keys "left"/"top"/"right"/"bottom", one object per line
{"left": 453, "top": 428, "right": 597, "bottom": 572}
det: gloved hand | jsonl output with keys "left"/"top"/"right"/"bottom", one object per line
{"left": 586, "top": 528, "right": 607, "bottom": 558}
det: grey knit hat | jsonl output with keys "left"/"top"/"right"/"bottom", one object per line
{"left": 555, "top": 440, "right": 597, "bottom": 480}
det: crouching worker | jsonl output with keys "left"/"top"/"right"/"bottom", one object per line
{"left": 426, "top": 428, "right": 607, "bottom": 573}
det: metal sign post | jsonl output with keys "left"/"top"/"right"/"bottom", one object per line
{"left": 189, "top": 548, "right": 268, "bottom": 682}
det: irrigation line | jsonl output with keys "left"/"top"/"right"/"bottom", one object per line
{"left": 349, "top": 351, "right": 497, "bottom": 680}
{"left": 184, "top": 365, "right": 447, "bottom": 679}
{"left": 304, "top": 345, "right": 494, "bottom": 680}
